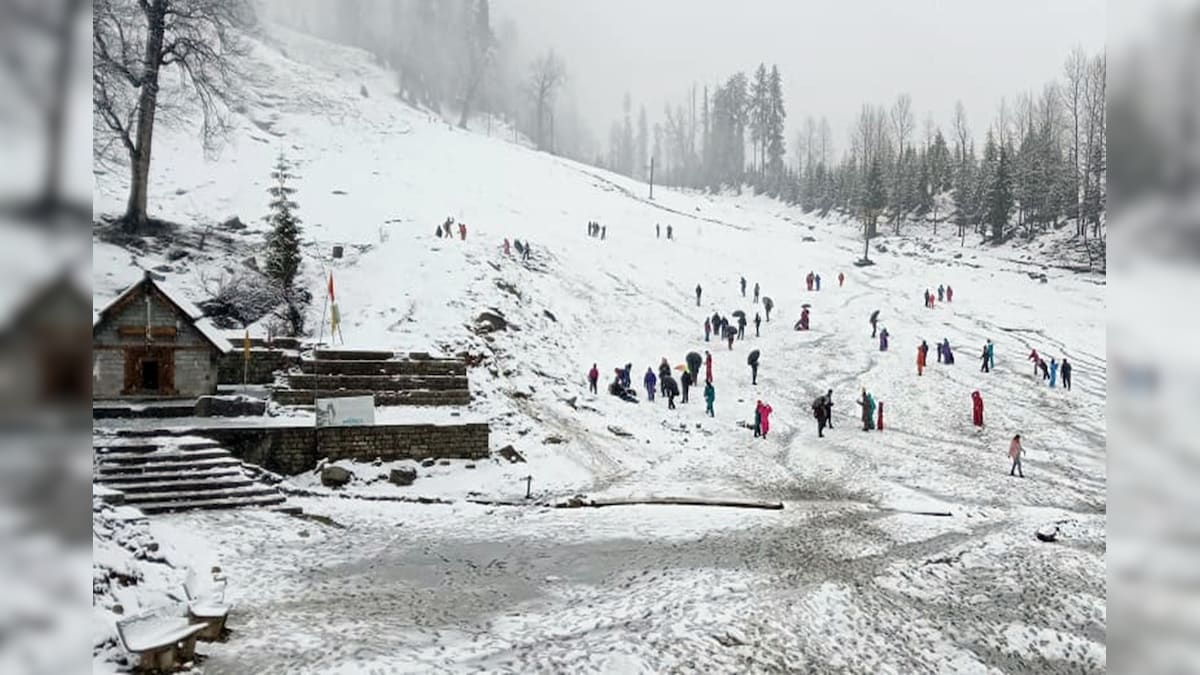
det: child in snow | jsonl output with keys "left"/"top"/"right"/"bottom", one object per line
{"left": 1008, "top": 434, "right": 1025, "bottom": 477}
{"left": 704, "top": 382, "right": 715, "bottom": 417}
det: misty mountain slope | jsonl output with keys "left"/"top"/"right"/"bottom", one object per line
{"left": 93, "top": 25, "right": 1105, "bottom": 673}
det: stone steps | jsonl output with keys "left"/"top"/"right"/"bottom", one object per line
{"left": 297, "top": 359, "right": 466, "bottom": 377}
{"left": 312, "top": 349, "right": 397, "bottom": 361}
{"left": 284, "top": 374, "right": 466, "bottom": 391}
{"left": 270, "top": 388, "right": 471, "bottom": 406}
{"left": 94, "top": 436, "right": 291, "bottom": 515}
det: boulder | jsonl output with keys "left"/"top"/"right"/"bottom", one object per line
{"left": 320, "top": 465, "right": 353, "bottom": 488}
{"left": 421, "top": 458, "right": 437, "bottom": 468}
{"left": 194, "top": 395, "right": 267, "bottom": 418}
{"left": 474, "top": 310, "right": 508, "bottom": 334}
{"left": 389, "top": 467, "right": 418, "bottom": 486}
{"left": 496, "top": 445, "right": 526, "bottom": 463}
{"left": 220, "top": 216, "right": 247, "bottom": 231}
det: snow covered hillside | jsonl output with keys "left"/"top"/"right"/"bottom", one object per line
{"left": 93, "top": 26, "right": 1106, "bottom": 673}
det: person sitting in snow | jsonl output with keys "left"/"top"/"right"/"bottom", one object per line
{"left": 644, "top": 367, "right": 657, "bottom": 402}
{"left": 609, "top": 370, "right": 637, "bottom": 403}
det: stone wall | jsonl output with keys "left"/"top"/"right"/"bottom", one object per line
{"left": 134, "top": 423, "right": 490, "bottom": 475}
{"left": 217, "top": 349, "right": 298, "bottom": 385}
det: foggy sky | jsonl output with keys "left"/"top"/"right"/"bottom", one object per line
{"left": 497, "top": 0, "right": 1106, "bottom": 155}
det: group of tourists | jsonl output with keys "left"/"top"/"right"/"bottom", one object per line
{"left": 587, "top": 221, "right": 607, "bottom": 240}
{"left": 436, "top": 217, "right": 467, "bottom": 240}
{"left": 656, "top": 223, "right": 674, "bottom": 240}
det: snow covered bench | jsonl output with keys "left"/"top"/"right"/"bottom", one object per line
{"left": 115, "top": 604, "right": 206, "bottom": 672}
{"left": 182, "top": 566, "right": 232, "bottom": 641}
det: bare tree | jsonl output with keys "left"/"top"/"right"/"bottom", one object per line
{"left": 890, "top": 94, "right": 913, "bottom": 231}
{"left": 1, "top": 0, "right": 87, "bottom": 216}
{"left": 457, "top": 0, "right": 493, "bottom": 129}
{"left": 93, "top": 0, "right": 252, "bottom": 231}
{"left": 526, "top": 49, "right": 565, "bottom": 152}
{"left": 952, "top": 100, "right": 970, "bottom": 165}
{"left": 1063, "top": 46, "right": 1088, "bottom": 235}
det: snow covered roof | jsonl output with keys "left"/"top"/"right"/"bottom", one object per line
{"left": 93, "top": 272, "right": 233, "bottom": 354}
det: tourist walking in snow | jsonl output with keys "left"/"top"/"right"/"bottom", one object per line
{"left": 587, "top": 364, "right": 599, "bottom": 394}
{"left": 759, "top": 401, "right": 774, "bottom": 438}
{"left": 601, "top": 225, "right": 607, "bottom": 240}
{"left": 876, "top": 401, "right": 884, "bottom": 431}
{"left": 754, "top": 313, "right": 761, "bottom": 337}
{"left": 658, "top": 359, "right": 671, "bottom": 396}
{"left": 459, "top": 222, "right": 467, "bottom": 240}
{"left": 813, "top": 394, "right": 829, "bottom": 437}
{"left": 667, "top": 225, "right": 673, "bottom": 239}
{"left": 644, "top": 368, "right": 657, "bottom": 402}
{"left": 503, "top": 238, "right": 511, "bottom": 256}
{"left": 704, "top": 351, "right": 713, "bottom": 384}
{"left": 726, "top": 326, "right": 735, "bottom": 350}
{"left": 737, "top": 314, "right": 747, "bottom": 340}
{"left": 753, "top": 282, "right": 760, "bottom": 304}
{"left": 748, "top": 349, "right": 760, "bottom": 385}
{"left": 971, "top": 390, "right": 984, "bottom": 427}
{"left": 1049, "top": 357, "right": 1059, "bottom": 387}
{"left": 656, "top": 223, "right": 661, "bottom": 239}
{"left": 858, "top": 389, "right": 876, "bottom": 431}
{"left": 824, "top": 390, "right": 834, "bottom": 429}
{"left": 622, "top": 363, "right": 633, "bottom": 389}
{"left": 522, "top": 242, "right": 531, "bottom": 261}
{"left": 1038, "top": 358, "right": 1049, "bottom": 381}
{"left": 686, "top": 352, "right": 703, "bottom": 385}
{"left": 917, "top": 341, "right": 928, "bottom": 376}
{"left": 695, "top": 284, "right": 702, "bottom": 306}
{"left": 946, "top": 285, "right": 953, "bottom": 302}
{"left": 806, "top": 272, "right": 814, "bottom": 291}
{"left": 704, "top": 381, "right": 715, "bottom": 416}
{"left": 879, "top": 327, "right": 890, "bottom": 352}
{"left": 980, "top": 344, "right": 991, "bottom": 373}
{"left": 870, "top": 310, "right": 880, "bottom": 338}
{"left": 663, "top": 374, "right": 679, "bottom": 409}
{"left": 941, "top": 338, "right": 954, "bottom": 364}
{"left": 681, "top": 370, "right": 692, "bottom": 403}
{"left": 1028, "top": 349, "right": 1040, "bottom": 375}
{"left": 937, "top": 284, "right": 945, "bottom": 302}
{"left": 740, "top": 276, "right": 747, "bottom": 297}
{"left": 762, "top": 297, "right": 774, "bottom": 322}
{"left": 987, "top": 340, "right": 995, "bottom": 370}
{"left": 815, "top": 273, "right": 822, "bottom": 291}
{"left": 1061, "top": 358, "right": 1072, "bottom": 390}
{"left": 704, "top": 318, "right": 711, "bottom": 342}
{"left": 1008, "top": 434, "right": 1025, "bottom": 477}
{"left": 838, "top": 271, "right": 845, "bottom": 287}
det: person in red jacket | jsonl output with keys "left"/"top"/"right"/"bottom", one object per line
{"left": 946, "top": 285, "right": 954, "bottom": 302}
{"left": 876, "top": 401, "right": 884, "bottom": 431}
{"left": 587, "top": 364, "right": 599, "bottom": 394}
{"left": 503, "top": 238, "right": 511, "bottom": 256}
{"left": 759, "top": 401, "right": 774, "bottom": 438}
{"left": 838, "top": 271, "right": 845, "bottom": 287}
{"left": 705, "top": 351, "right": 713, "bottom": 383}
{"left": 917, "top": 342, "right": 928, "bottom": 376}
{"left": 971, "top": 390, "right": 984, "bottom": 427}
{"left": 459, "top": 222, "right": 467, "bottom": 240}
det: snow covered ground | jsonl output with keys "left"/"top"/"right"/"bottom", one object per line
{"left": 93, "top": 26, "right": 1105, "bottom": 673}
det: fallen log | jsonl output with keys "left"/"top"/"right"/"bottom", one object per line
{"left": 557, "top": 496, "right": 784, "bottom": 511}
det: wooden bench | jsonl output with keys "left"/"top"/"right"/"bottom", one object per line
{"left": 116, "top": 604, "right": 206, "bottom": 672}
{"left": 182, "top": 566, "right": 232, "bottom": 641}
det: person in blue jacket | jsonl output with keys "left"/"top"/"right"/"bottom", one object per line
{"left": 1049, "top": 357, "right": 1059, "bottom": 387}
{"left": 644, "top": 368, "right": 657, "bottom": 401}
{"left": 987, "top": 339, "right": 995, "bottom": 370}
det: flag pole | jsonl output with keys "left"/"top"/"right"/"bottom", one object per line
{"left": 315, "top": 277, "right": 329, "bottom": 456}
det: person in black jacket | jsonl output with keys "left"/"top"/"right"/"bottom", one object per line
{"left": 695, "top": 284, "right": 702, "bottom": 306}
{"left": 823, "top": 389, "right": 834, "bottom": 429}
{"left": 681, "top": 370, "right": 692, "bottom": 403}
{"left": 747, "top": 350, "right": 760, "bottom": 385}
{"left": 1061, "top": 358, "right": 1073, "bottom": 390}
{"left": 813, "top": 395, "right": 828, "bottom": 437}
{"left": 754, "top": 313, "right": 762, "bottom": 337}
{"left": 663, "top": 374, "right": 679, "bottom": 409}
{"left": 658, "top": 358, "right": 672, "bottom": 397}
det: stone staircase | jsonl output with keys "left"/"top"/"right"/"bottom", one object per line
{"left": 94, "top": 436, "right": 293, "bottom": 515}
{"left": 271, "top": 350, "right": 471, "bottom": 406}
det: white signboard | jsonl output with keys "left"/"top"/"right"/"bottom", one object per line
{"left": 315, "top": 396, "right": 375, "bottom": 428}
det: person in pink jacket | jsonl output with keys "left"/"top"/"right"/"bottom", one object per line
{"left": 1008, "top": 434, "right": 1025, "bottom": 477}
{"left": 759, "top": 401, "right": 774, "bottom": 438}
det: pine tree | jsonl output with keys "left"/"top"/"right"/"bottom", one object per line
{"left": 986, "top": 145, "right": 1013, "bottom": 244}
{"left": 749, "top": 64, "right": 769, "bottom": 182}
{"left": 265, "top": 152, "right": 303, "bottom": 290}
{"left": 263, "top": 152, "right": 305, "bottom": 334}
{"left": 765, "top": 65, "right": 787, "bottom": 196}
{"left": 636, "top": 105, "right": 648, "bottom": 181}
